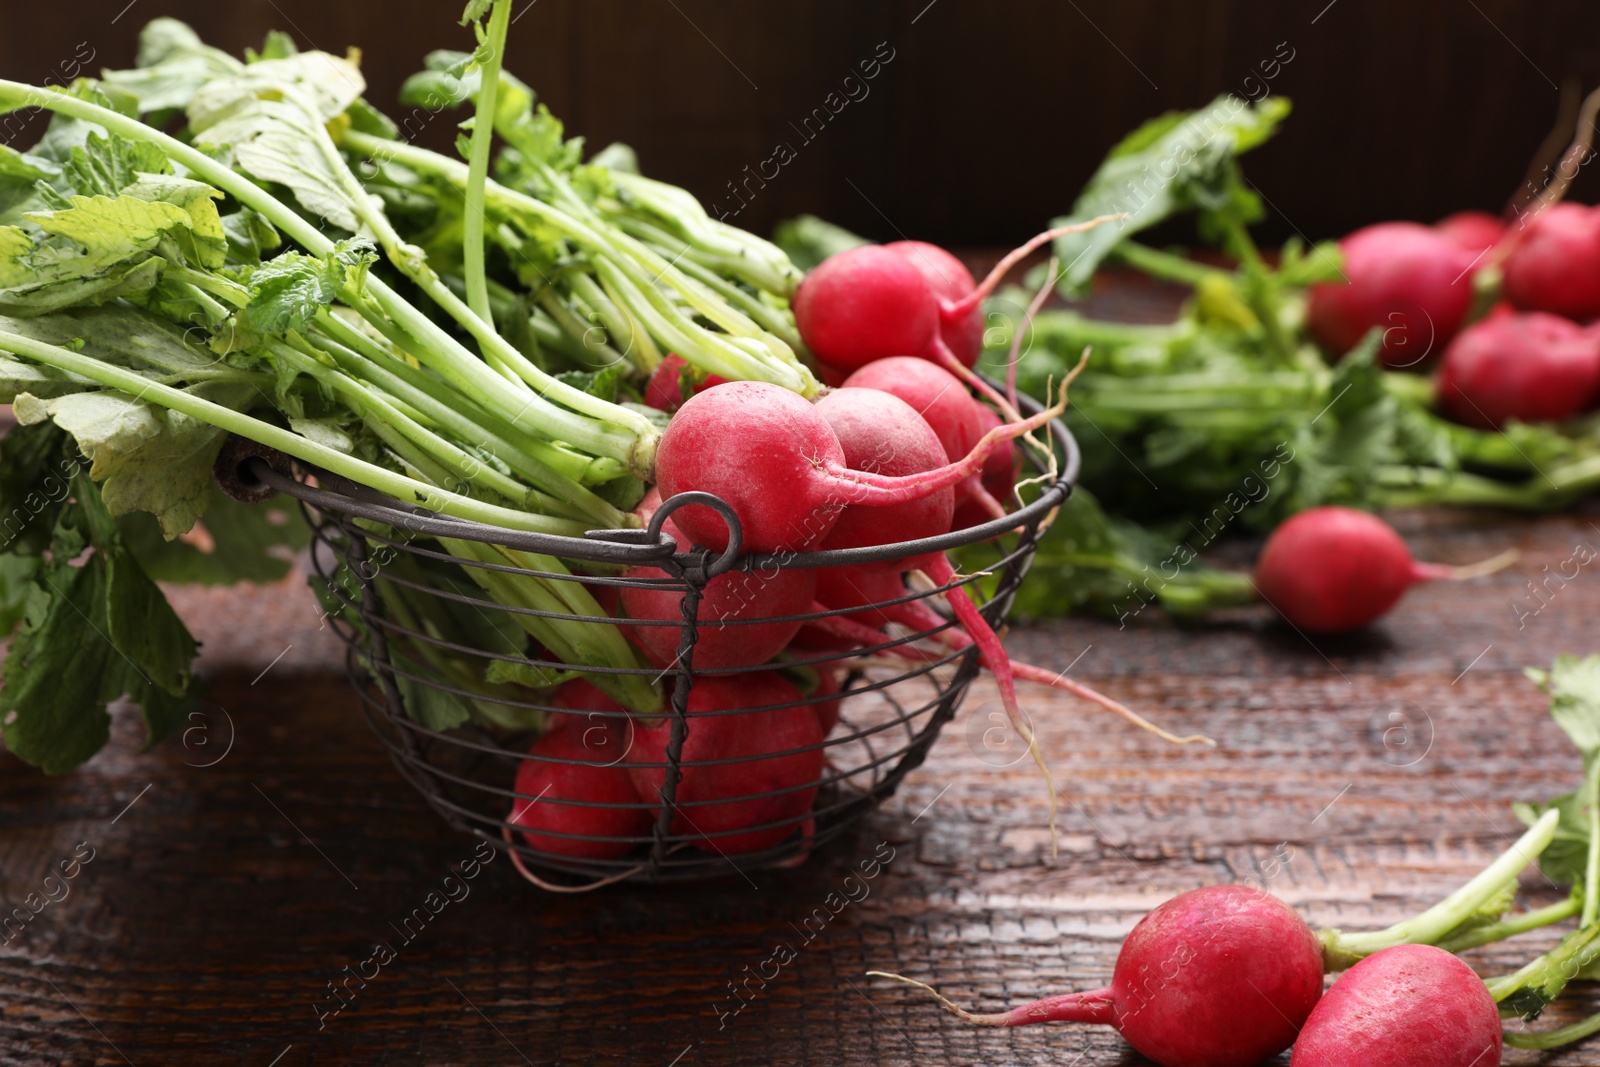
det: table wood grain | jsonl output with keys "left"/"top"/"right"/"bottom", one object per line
{"left": 4, "top": 297, "right": 1600, "bottom": 1066}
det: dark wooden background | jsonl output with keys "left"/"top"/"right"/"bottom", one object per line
{"left": 4, "top": 1, "right": 1600, "bottom": 244}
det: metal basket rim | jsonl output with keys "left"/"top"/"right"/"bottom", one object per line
{"left": 225, "top": 382, "right": 1079, "bottom": 576}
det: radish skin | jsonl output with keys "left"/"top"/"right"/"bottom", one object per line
{"left": 1291, "top": 945, "right": 1502, "bottom": 1067}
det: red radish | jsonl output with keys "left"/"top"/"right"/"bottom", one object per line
{"left": 885, "top": 240, "right": 984, "bottom": 367}
{"left": 1307, "top": 222, "right": 1479, "bottom": 367}
{"left": 509, "top": 715, "right": 650, "bottom": 861}
{"left": 814, "top": 387, "right": 955, "bottom": 554}
{"left": 621, "top": 562, "right": 816, "bottom": 669}
{"left": 621, "top": 493, "right": 817, "bottom": 669}
{"left": 628, "top": 672, "right": 823, "bottom": 854}
{"left": 794, "top": 220, "right": 1116, "bottom": 411}
{"left": 1502, "top": 201, "right": 1600, "bottom": 321}
{"left": 840, "top": 357, "right": 1003, "bottom": 520}
{"left": 1436, "top": 310, "right": 1600, "bottom": 427}
{"left": 1435, "top": 210, "right": 1505, "bottom": 255}
{"left": 793, "top": 245, "right": 934, "bottom": 373}
{"left": 654, "top": 380, "right": 1061, "bottom": 554}
{"left": 1291, "top": 945, "right": 1501, "bottom": 1067}
{"left": 953, "top": 404, "right": 1020, "bottom": 528}
{"left": 842, "top": 358, "right": 984, "bottom": 459}
{"left": 872, "top": 884, "right": 1325, "bottom": 1067}
{"left": 1253, "top": 507, "right": 1515, "bottom": 634}
{"left": 643, "top": 353, "right": 728, "bottom": 414}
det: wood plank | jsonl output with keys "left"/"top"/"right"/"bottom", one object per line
{"left": 1, "top": 496, "right": 1598, "bottom": 1063}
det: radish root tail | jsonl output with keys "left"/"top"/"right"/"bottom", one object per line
{"left": 1412, "top": 547, "right": 1521, "bottom": 583}
{"left": 866, "top": 971, "right": 982, "bottom": 1024}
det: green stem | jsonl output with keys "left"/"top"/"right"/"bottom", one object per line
{"left": 463, "top": 0, "right": 512, "bottom": 329}
{"left": 1108, "top": 241, "right": 1216, "bottom": 287}
{"left": 1505, "top": 1010, "right": 1600, "bottom": 1050}
{"left": 267, "top": 338, "right": 560, "bottom": 512}
{"left": 0, "top": 327, "right": 588, "bottom": 535}
{"left": 1435, "top": 895, "right": 1582, "bottom": 954}
{"left": 1487, "top": 924, "right": 1600, "bottom": 1006}
{"left": 0, "top": 80, "right": 649, "bottom": 472}
{"left": 1319, "top": 809, "right": 1562, "bottom": 970}
{"left": 344, "top": 128, "right": 817, "bottom": 397}
{"left": 316, "top": 309, "right": 624, "bottom": 486}
{"left": 1586, "top": 764, "right": 1600, "bottom": 927}
{"left": 309, "top": 317, "right": 624, "bottom": 527}
{"left": 442, "top": 537, "right": 662, "bottom": 716}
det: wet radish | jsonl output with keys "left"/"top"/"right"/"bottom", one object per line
{"left": 1435, "top": 210, "right": 1505, "bottom": 255}
{"left": 643, "top": 352, "right": 727, "bottom": 414}
{"left": 621, "top": 493, "right": 816, "bottom": 669}
{"left": 813, "top": 386, "right": 955, "bottom": 554}
{"left": 885, "top": 240, "right": 984, "bottom": 367}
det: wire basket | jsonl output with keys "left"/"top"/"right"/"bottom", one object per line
{"left": 216, "top": 393, "right": 1078, "bottom": 888}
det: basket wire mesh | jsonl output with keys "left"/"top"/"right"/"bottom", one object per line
{"left": 221, "top": 392, "right": 1079, "bottom": 887}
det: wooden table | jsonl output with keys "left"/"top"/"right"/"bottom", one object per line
{"left": 5, "top": 286, "right": 1600, "bottom": 1065}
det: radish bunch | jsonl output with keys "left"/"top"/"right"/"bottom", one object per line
{"left": 1309, "top": 202, "right": 1600, "bottom": 430}
{"left": 508, "top": 230, "right": 1180, "bottom": 869}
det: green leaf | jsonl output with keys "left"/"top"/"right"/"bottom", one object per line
{"left": 221, "top": 208, "right": 282, "bottom": 265}
{"left": 0, "top": 304, "right": 226, "bottom": 379}
{"left": 105, "top": 538, "right": 198, "bottom": 695}
{"left": 0, "top": 422, "right": 79, "bottom": 557}
{"left": 1515, "top": 794, "right": 1592, "bottom": 888}
{"left": 0, "top": 145, "right": 58, "bottom": 225}
{"left": 104, "top": 20, "right": 241, "bottom": 113}
{"left": 1049, "top": 95, "right": 1291, "bottom": 295}
{"left": 14, "top": 390, "right": 165, "bottom": 481}
{"left": 461, "top": 0, "right": 495, "bottom": 24}
{"left": 395, "top": 670, "right": 472, "bottom": 731}
{"left": 555, "top": 362, "right": 626, "bottom": 403}
{"left": 120, "top": 494, "right": 309, "bottom": 586}
{"left": 247, "top": 30, "right": 300, "bottom": 64}
{"left": 188, "top": 53, "right": 370, "bottom": 233}
{"left": 0, "top": 474, "right": 200, "bottom": 773}
{"left": 0, "top": 553, "right": 39, "bottom": 636}
{"left": 485, "top": 659, "right": 576, "bottom": 689}
{"left": 1531, "top": 656, "right": 1600, "bottom": 761}
{"left": 238, "top": 238, "right": 377, "bottom": 336}
{"left": 123, "top": 174, "right": 228, "bottom": 270}
{"left": 58, "top": 131, "right": 172, "bottom": 200}
{"left": 0, "top": 553, "right": 114, "bottom": 772}
{"left": 0, "top": 194, "right": 194, "bottom": 292}
{"left": 103, "top": 18, "right": 245, "bottom": 113}
{"left": 15, "top": 380, "right": 256, "bottom": 538}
